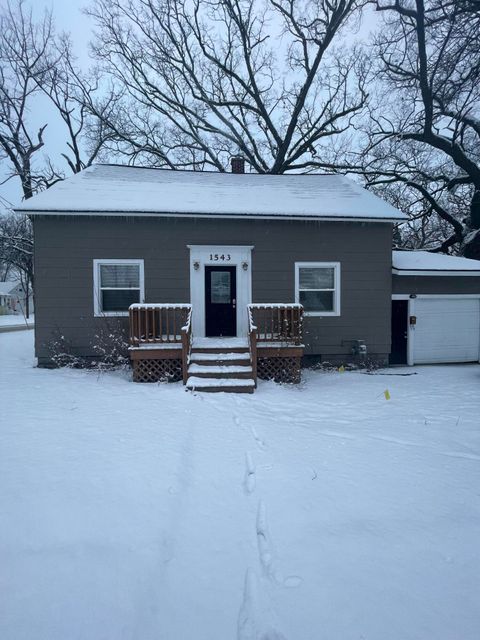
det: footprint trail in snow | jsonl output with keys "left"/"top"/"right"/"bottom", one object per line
{"left": 244, "top": 452, "right": 256, "bottom": 494}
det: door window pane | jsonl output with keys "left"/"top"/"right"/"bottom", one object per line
{"left": 211, "top": 271, "right": 231, "bottom": 304}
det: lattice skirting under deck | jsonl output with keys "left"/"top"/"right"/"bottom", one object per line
{"left": 132, "top": 358, "right": 182, "bottom": 383}
{"left": 257, "top": 356, "right": 302, "bottom": 384}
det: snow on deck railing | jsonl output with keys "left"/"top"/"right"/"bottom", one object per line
{"left": 247, "top": 305, "right": 257, "bottom": 332}
{"left": 247, "top": 303, "right": 303, "bottom": 309}
{"left": 129, "top": 303, "right": 192, "bottom": 310}
{"left": 181, "top": 305, "right": 193, "bottom": 332}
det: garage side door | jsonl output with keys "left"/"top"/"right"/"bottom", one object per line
{"left": 413, "top": 298, "right": 480, "bottom": 364}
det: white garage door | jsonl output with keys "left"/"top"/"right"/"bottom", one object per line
{"left": 413, "top": 298, "right": 480, "bottom": 364}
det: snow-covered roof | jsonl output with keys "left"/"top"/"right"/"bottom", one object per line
{"left": 15, "top": 164, "right": 406, "bottom": 221}
{"left": 0, "top": 280, "right": 20, "bottom": 295}
{"left": 393, "top": 250, "right": 480, "bottom": 275}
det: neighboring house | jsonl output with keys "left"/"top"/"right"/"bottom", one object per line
{"left": 13, "top": 162, "right": 480, "bottom": 391}
{"left": 0, "top": 280, "right": 34, "bottom": 316}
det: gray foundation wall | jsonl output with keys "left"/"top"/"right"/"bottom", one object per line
{"left": 33, "top": 216, "right": 393, "bottom": 365}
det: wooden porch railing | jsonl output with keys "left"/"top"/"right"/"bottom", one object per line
{"left": 129, "top": 303, "right": 192, "bottom": 345}
{"left": 247, "top": 304, "right": 303, "bottom": 345}
{"left": 129, "top": 304, "right": 193, "bottom": 383}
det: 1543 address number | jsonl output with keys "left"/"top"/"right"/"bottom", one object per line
{"left": 209, "top": 253, "right": 231, "bottom": 261}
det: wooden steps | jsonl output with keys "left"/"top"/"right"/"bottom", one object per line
{"left": 186, "top": 376, "right": 255, "bottom": 393}
{"left": 187, "top": 342, "right": 255, "bottom": 393}
{"left": 188, "top": 364, "right": 253, "bottom": 379}
{"left": 190, "top": 351, "right": 251, "bottom": 366}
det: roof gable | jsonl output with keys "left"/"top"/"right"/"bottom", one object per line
{"left": 0, "top": 280, "right": 20, "bottom": 295}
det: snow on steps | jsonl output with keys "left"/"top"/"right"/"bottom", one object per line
{"left": 187, "top": 339, "right": 254, "bottom": 393}
{"left": 190, "top": 351, "right": 250, "bottom": 362}
{"left": 188, "top": 363, "right": 253, "bottom": 379}
{"left": 186, "top": 376, "right": 255, "bottom": 394}
{"left": 192, "top": 337, "right": 248, "bottom": 349}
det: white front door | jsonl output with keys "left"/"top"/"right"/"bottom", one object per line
{"left": 188, "top": 245, "right": 253, "bottom": 337}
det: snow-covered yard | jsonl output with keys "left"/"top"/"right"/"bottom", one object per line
{"left": 1, "top": 331, "right": 480, "bottom": 640}
{"left": 0, "top": 314, "right": 33, "bottom": 330}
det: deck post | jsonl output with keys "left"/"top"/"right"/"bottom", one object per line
{"left": 250, "top": 326, "right": 257, "bottom": 385}
{"left": 181, "top": 307, "right": 192, "bottom": 384}
{"left": 247, "top": 305, "right": 258, "bottom": 385}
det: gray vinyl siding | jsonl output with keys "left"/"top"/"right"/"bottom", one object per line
{"left": 33, "top": 216, "right": 393, "bottom": 363}
{"left": 392, "top": 274, "right": 480, "bottom": 294}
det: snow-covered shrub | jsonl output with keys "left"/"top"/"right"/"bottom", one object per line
{"left": 47, "top": 319, "right": 130, "bottom": 371}
{"left": 48, "top": 333, "right": 84, "bottom": 369}
{"left": 91, "top": 321, "right": 130, "bottom": 371}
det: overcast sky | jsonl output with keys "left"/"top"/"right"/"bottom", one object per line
{"left": 1, "top": 1, "right": 381, "bottom": 213}
{"left": 0, "top": 0, "right": 91, "bottom": 212}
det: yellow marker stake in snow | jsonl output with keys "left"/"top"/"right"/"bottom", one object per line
{"left": 384, "top": 389, "right": 391, "bottom": 400}
{"left": 338, "top": 365, "right": 345, "bottom": 373}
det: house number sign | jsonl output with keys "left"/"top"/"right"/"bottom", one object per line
{"left": 209, "top": 253, "right": 231, "bottom": 261}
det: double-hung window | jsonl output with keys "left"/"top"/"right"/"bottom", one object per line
{"left": 93, "top": 259, "right": 144, "bottom": 316}
{"left": 295, "top": 262, "right": 340, "bottom": 316}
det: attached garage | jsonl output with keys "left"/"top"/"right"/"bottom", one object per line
{"left": 391, "top": 251, "right": 480, "bottom": 365}
{"left": 412, "top": 297, "right": 480, "bottom": 364}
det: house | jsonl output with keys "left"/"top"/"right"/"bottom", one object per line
{"left": 0, "top": 280, "right": 34, "bottom": 316}
{"left": 13, "top": 162, "right": 480, "bottom": 391}
{"left": 0, "top": 283, "right": 14, "bottom": 313}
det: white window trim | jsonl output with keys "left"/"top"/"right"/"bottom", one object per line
{"left": 93, "top": 259, "right": 145, "bottom": 317}
{"left": 295, "top": 261, "right": 341, "bottom": 317}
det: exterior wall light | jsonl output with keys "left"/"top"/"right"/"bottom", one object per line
{"left": 242, "top": 261, "right": 249, "bottom": 271}
{"left": 193, "top": 261, "right": 200, "bottom": 270}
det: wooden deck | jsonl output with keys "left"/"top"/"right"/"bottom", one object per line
{"left": 129, "top": 304, "right": 191, "bottom": 383}
{"left": 248, "top": 304, "right": 304, "bottom": 384}
{"left": 129, "top": 303, "right": 304, "bottom": 389}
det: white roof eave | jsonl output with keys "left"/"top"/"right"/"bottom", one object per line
{"left": 392, "top": 268, "right": 480, "bottom": 276}
{"left": 18, "top": 208, "right": 404, "bottom": 222}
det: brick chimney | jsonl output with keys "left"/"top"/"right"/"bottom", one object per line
{"left": 231, "top": 156, "right": 245, "bottom": 174}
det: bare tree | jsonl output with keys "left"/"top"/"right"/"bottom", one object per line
{"left": 88, "top": 0, "right": 370, "bottom": 173}
{"left": 38, "top": 35, "right": 120, "bottom": 175}
{"left": 355, "top": 0, "right": 480, "bottom": 256}
{"left": 0, "top": 0, "right": 59, "bottom": 200}
{"left": 0, "top": 0, "right": 120, "bottom": 199}
{"left": 0, "top": 1, "right": 122, "bottom": 317}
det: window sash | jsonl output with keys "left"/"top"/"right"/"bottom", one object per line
{"left": 101, "top": 289, "right": 140, "bottom": 312}
{"left": 299, "top": 267, "right": 334, "bottom": 290}
{"left": 99, "top": 263, "right": 140, "bottom": 289}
